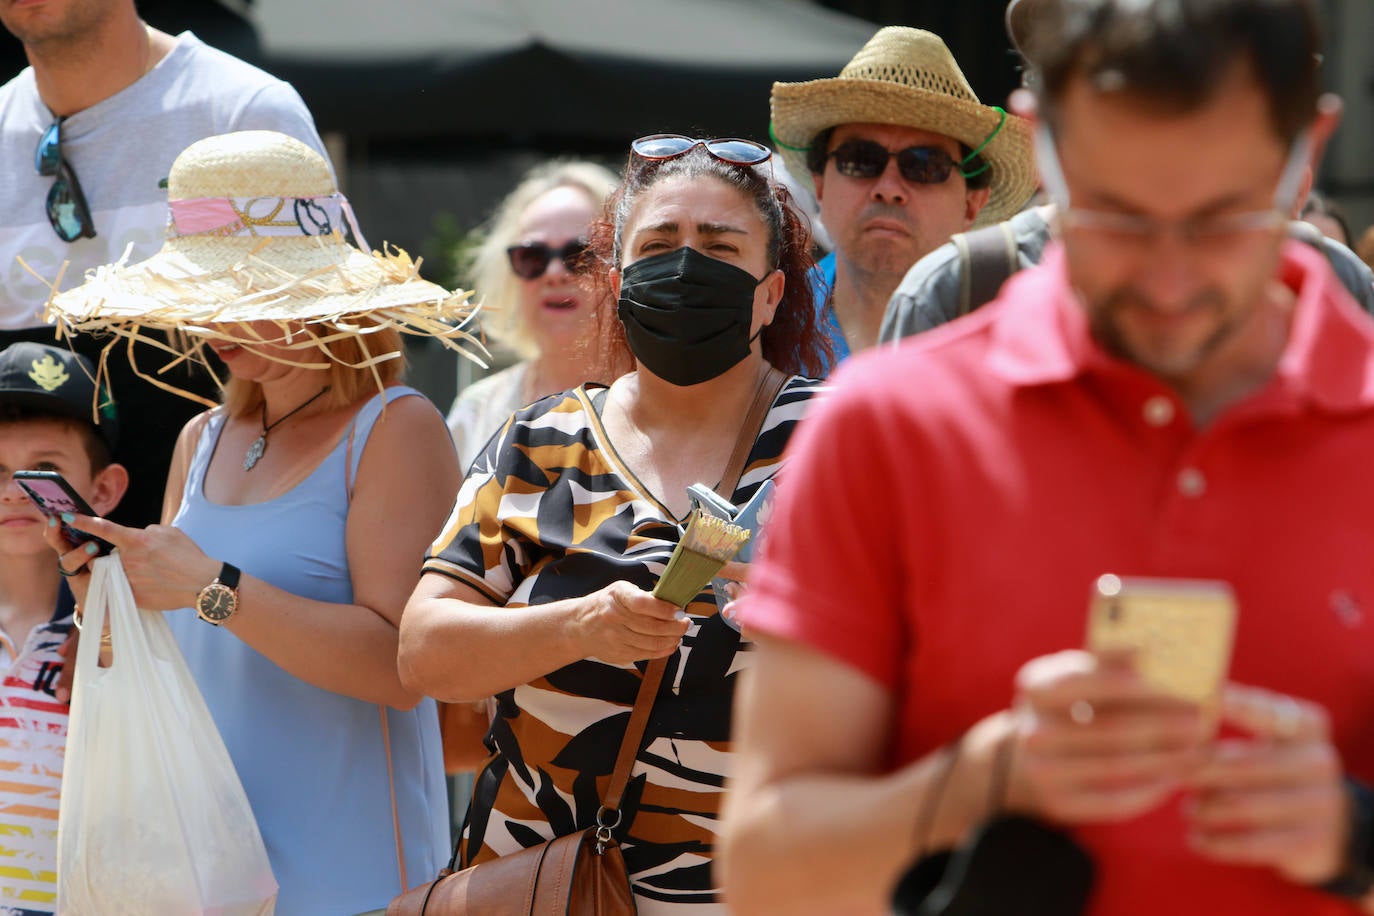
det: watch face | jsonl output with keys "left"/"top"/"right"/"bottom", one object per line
{"left": 197, "top": 583, "right": 238, "bottom": 623}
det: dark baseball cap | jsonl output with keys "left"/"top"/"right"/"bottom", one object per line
{"left": 0, "top": 342, "right": 119, "bottom": 449}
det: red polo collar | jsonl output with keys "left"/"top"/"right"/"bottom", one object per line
{"left": 986, "top": 240, "right": 1374, "bottom": 417}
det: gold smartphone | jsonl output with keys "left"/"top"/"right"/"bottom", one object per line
{"left": 1086, "top": 574, "right": 1237, "bottom": 706}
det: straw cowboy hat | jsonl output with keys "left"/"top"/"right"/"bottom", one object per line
{"left": 45, "top": 130, "right": 483, "bottom": 398}
{"left": 770, "top": 26, "right": 1037, "bottom": 226}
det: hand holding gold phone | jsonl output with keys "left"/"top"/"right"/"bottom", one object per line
{"left": 1086, "top": 574, "right": 1237, "bottom": 707}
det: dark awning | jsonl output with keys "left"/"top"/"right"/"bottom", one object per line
{"left": 249, "top": 0, "right": 879, "bottom": 141}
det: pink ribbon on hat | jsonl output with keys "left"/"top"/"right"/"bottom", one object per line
{"left": 167, "top": 194, "right": 370, "bottom": 251}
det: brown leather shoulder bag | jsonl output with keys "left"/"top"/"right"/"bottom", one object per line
{"left": 385, "top": 656, "right": 663, "bottom": 916}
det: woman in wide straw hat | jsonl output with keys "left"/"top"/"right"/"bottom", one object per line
{"left": 44, "top": 129, "right": 480, "bottom": 915}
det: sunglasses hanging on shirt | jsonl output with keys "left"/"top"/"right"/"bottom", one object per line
{"left": 35, "top": 118, "right": 97, "bottom": 242}
{"left": 506, "top": 239, "right": 591, "bottom": 280}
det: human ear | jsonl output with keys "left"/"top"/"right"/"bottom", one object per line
{"left": 88, "top": 463, "right": 129, "bottom": 517}
{"left": 963, "top": 186, "right": 993, "bottom": 227}
{"left": 755, "top": 269, "right": 785, "bottom": 331}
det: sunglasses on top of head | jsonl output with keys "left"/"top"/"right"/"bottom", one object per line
{"left": 35, "top": 118, "right": 97, "bottom": 242}
{"left": 826, "top": 139, "right": 987, "bottom": 185}
{"left": 630, "top": 134, "right": 773, "bottom": 167}
{"left": 506, "top": 239, "right": 591, "bottom": 280}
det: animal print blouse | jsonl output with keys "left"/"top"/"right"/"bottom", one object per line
{"left": 423, "top": 377, "right": 822, "bottom": 913}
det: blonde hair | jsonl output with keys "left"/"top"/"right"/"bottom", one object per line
{"left": 465, "top": 160, "right": 619, "bottom": 359}
{"left": 221, "top": 321, "right": 407, "bottom": 418}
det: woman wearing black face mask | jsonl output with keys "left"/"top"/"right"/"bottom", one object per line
{"left": 398, "top": 136, "right": 832, "bottom": 913}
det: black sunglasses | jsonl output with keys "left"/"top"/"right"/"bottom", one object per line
{"left": 506, "top": 239, "right": 590, "bottom": 280}
{"left": 35, "top": 118, "right": 96, "bottom": 242}
{"left": 631, "top": 134, "right": 772, "bottom": 167}
{"left": 827, "top": 139, "right": 979, "bottom": 185}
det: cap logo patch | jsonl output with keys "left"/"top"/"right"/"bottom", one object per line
{"left": 28, "top": 355, "right": 69, "bottom": 392}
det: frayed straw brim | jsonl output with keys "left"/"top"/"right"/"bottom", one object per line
{"left": 771, "top": 79, "right": 1037, "bottom": 227}
{"left": 47, "top": 233, "right": 475, "bottom": 329}
{"left": 41, "top": 233, "right": 487, "bottom": 407}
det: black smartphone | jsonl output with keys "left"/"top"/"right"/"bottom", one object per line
{"left": 12, "top": 470, "right": 115, "bottom": 556}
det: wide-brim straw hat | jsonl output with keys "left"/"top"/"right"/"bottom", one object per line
{"left": 45, "top": 130, "right": 483, "bottom": 401}
{"left": 770, "top": 26, "right": 1037, "bottom": 227}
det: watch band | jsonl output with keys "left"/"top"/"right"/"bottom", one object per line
{"left": 1320, "top": 778, "right": 1374, "bottom": 900}
{"left": 217, "top": 562, "right": 241, "bottom": 590}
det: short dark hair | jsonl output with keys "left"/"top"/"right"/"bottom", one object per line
{"left": 0, "top": 405, "right": 112, "bottom": 473}
{"left": 803, "top": 126, "right": 993, "bottom": 191}
{"left": 1033, "top": 0, "right": 1323, "bottom": 144}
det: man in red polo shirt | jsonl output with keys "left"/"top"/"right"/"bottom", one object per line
{"left": 719, "top": 1, "right": 1374, "bottom": 914}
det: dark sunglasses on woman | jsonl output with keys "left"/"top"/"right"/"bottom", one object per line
{"left": 35, "top": 118, "right": 97, "bottom": 242}
{"left": 827, "top": 139, "right": 986, "bottom": 185}
{"left": 506, "top": 239, "right": 590, "bottom": 280}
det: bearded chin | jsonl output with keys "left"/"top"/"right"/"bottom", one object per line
{"left": 1089, "top": 287, "right": 1232, "bottom": 379}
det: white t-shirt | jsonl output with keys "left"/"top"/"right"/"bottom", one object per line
{"left": 0, "top": 32, "right": 326, "bottom": 330}
{"left": 446, "top": 363, "right": 530, "bottom": 473}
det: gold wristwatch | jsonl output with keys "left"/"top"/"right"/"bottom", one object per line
{"left": 195, "top": 562, "right": 241, "bottom": 625}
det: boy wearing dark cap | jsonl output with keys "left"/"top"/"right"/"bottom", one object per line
{"left": 0, "top": 341, "right": 125, "bottom": 916}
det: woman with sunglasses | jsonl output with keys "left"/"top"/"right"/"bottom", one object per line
{"left": 446, "top": 160, "right": 619, "bottom": 471}
{"left": 400, "top": 135, "right": 832, "bottom": 913}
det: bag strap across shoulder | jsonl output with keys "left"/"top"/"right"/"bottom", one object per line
{"left": 602, "top": 366, "right": 784, "bottom": 819}
{"left": 716, "top": 366, "right": 787, "bottom": 499}
{"left": 602, "top": 655, "right": 668, "bottom": 816}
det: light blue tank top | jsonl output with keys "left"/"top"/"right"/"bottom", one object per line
{"left": 168, "top": 387, "right": 448, "bottom": 916}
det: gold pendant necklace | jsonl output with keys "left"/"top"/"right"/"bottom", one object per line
{"left": 244, "top": 385, "right": 331, "bottom": 471}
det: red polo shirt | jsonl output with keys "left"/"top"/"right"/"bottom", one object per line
{"left": 742, "top": 241, "right": 1374, "bottom": 915}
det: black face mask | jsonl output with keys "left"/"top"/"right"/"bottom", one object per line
{"left": 617, "top": 246, "right": 766, "bottom": 387}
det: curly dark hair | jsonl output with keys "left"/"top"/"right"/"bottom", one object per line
{"left": 584, "top": 145, "right": 833, "bottom": 381}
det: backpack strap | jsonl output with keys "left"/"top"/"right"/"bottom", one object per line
{"left": 954, "top": 220, "right": 1021, "bottom": 317}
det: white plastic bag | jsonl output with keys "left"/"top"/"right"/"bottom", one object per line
{"left": 57, "top": 553, "right": 277, "bottom": 915}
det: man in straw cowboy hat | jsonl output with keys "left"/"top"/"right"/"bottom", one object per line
{"left": 42, "top": 129, "right": 480, "bottom": 914}
{"left": 770, "top": 24, "right": 1036, "bottom": 360}
{"left": 0, "top": 0, "right": 326, "bottom": 530}
{"left": 879, "top": 0, "right": 1374, "bottom": 342}
{"left": 725, "top": 0, "right": 1374, "bottom": 913}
